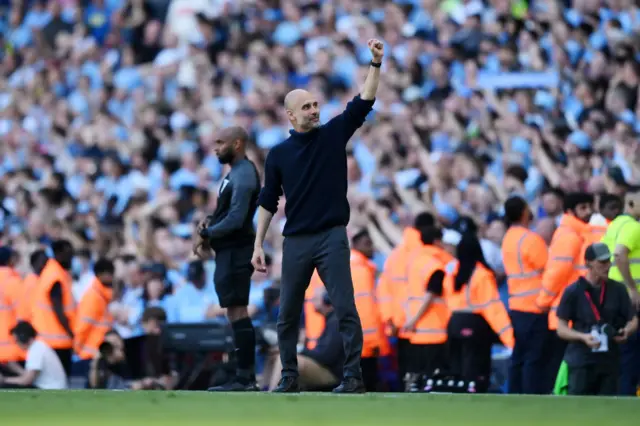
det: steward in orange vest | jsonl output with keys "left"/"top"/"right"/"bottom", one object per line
{"left": 31, "top": 240, "right": 77, "bottom": 378}
{"left": 502, "top": 196, "right": 548, "bottom": 394}
{"left": 350, "top": 230, "right": 389, "bottom": 392}
{"left": 579, "top": 195, "right": 621, "bottom": 277}
{"left": 444, "top": 231, "right": 514, "bottom": 393}
{"left": 15, "top": 250, "right": 49, "bottom": 323}
{"left": 0, "top": 246, "right": 22, "bottom": 307}
{"left": 376, "top": 212, "right": 435, "bottom": 383}
{"left": 403, "top": 226, "right": 456, "bottom": 392}
{"left": 74, "top": 259, "right": 115, "bottom": 361}
{"left": 0, "top": 286, "right": 26, "bottom": 365}
{"left": 305, "top": 271, "right": 326, "bottom": 350}
{"left": 536, "top": 192, "right": 593, "bottom": 392}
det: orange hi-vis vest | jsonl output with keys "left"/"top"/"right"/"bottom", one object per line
{"left": 74, "top": 277, "right": 114, "bottom": 360}
{"left": 502, "top": 226, "right": 548, "bottom": 313}
{"left": 0, "top": 266, "right": 22, "bottom": 306}
{"left": 304, "top": 270, "right": 326, "bottom": 350}
{"left": 537, "top": 214, "right": 590, "bottom": 330}
{"left": 576, "top": 224, "right": 608, "bottom": 277}
{"left": 0, "top": 287, "right": 26, "bottom": 363}
{"left": 376, "top": 228, "right": 422, "bottom": 336}
{"left": 15, "top": 273, "right": 39, "bottom": 322}
{"left": 444, "top": 261, "right": 515, "bottom": 349}
{"left": 31, "top": 259, "right": 76, "bottom": 349}
{"left": 351, "top": 250, "right": 390, "bottom": 358}
{"left": 406, "top": 245, "right": 453, "bottom": 345}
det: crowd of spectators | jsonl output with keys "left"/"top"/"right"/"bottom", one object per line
{"left": 1, "top": 0, "right": 640, "bottom": 390}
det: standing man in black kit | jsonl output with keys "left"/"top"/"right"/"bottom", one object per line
{"left": 252, "top": 39, "right": 384, "bottom": 394}
{"left": 194, "top": 126, "right": 261, "bottom": 392}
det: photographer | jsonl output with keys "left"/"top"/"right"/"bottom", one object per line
{"left": 556, "top": 243, "right": 638, "bottom": 396}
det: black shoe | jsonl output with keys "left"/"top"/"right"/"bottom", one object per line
{"left": 208, "top": 380, "right": 260, "bottom": 392}
{"left": 272, "top": 376, "right": 300, "bottom": 393}
{"left": 332, "top": 377, "right": 366, "bottom": 394}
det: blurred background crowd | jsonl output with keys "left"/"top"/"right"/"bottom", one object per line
{"left": 1, "top": 0, "right": 640, "bottom": 396}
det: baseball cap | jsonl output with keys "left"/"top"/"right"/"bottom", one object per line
{"left": 584, "top": 243, "right": 611, "bottom": 262}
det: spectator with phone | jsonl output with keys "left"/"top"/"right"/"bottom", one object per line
{"left": 556, "top": 243, "right": 638, "bottom": 396}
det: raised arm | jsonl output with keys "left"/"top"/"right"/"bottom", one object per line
{"left": 360, "top": 39, "right": 384, "bottom": 101}
{"left": 330, "top": 39, "right": 384, "bottom": 143}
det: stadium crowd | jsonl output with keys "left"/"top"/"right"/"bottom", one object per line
{"left": 1, "top": 0, "right": 640, "bottom": 396}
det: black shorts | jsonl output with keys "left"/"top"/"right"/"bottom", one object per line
{"left": 214, "top": 245, "right": 254, "bottom": 308}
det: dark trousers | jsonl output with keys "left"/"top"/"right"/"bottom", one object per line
{"left": 55, "top": 348, "right": 73, "bottom": 378}
{"left": 447, "top": 313, "right": 493, "bottom": 393}
{"left": 546, "top": 333, "right": 567, "bottom": 394}
{"left": 508, "top": 311, "right": 548, "bottom": 394}
{"left": 397, "top": 338, "right": 411, "bottom": 384}
{"left": 619, "top": 325, "right": 640, "bottom": 396}
{"left": 278, "top": 226, "right": 363, "bottom": 380}
{"left": 408, "top": 343, "right": 446, "bottom": 375}
{"left": 360, "top": 357, "right": 378, "bottom": 392}
{"left": 568, "top": 365, "right": 619, "bottom": 396}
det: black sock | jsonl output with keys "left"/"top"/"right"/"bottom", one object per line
{"left": 231, "top": 317, "right": 256, "bottom": 383}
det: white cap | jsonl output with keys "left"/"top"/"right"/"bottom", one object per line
{"left": 442, "top": 229, "right": 462, "bottom": 246}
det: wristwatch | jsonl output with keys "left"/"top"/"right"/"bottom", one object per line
{"left": 370, "top": 60, "right": 382, "bottom": 68}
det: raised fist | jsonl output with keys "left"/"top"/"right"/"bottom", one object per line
{"left": 368, "top": 39, "right": 384, "bottom": 62}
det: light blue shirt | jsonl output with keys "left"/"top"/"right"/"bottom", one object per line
{"left": 248, "top": 281, "right": 272, "bottom": 326}
{"left": 167, "top": 283, "right": 224, "bottom": 324}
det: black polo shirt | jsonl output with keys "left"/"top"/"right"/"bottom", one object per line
{"left": 556, "top": 277, "right": 635, "bottom": 370}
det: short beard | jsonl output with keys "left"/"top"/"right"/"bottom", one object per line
{"left": 218, "top": 152, "right": 235, "bottom": 164}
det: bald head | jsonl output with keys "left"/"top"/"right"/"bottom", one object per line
{"left": 219, "top": 126, "right": 249, "bottom": 146}
{"left": 214, "top": 126, "right": 249, "bottom": 165}
{"left": 284, "top": 89, "right": 310, "bottom": 110}
{"left": 284, "top": 89, "right": 320, "bottom": 132}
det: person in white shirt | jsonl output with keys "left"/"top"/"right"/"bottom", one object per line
{"left": 0, "top": 321, "right": 68, "bottom": 390}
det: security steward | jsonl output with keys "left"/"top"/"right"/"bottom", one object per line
{"left": 601, "top": 186, "right": 640, "bottom": 395}
{"left": 349, "top": 230, "right": 388, "bottom": 392}
{"left": 556, "top": 243, "right": 638, "bottom": 396}
{"left": 31, "top": 240, "right": 76, "bottom": 378}
{"left": 537, "top": 192, "right": 593, "bottom": 391}
{"left": 74, "top": 259, "right": 115, "bottom": 365}
{"left": 444, "top": 231, "right": 515, "bottom": 393}
{"left": 502, "top": 196, "right": 549, "bottom": 394}
{"left": 15, "top": 250, "right": 49, "bottom": 322}
{"left": 377, "top": 212, "right": 435, "bottom": 386}
{"left": 402, "top": 226, "right": 456, "bottom": 392}
{"left": 194, "top": 126, "right": 261, "bottom": 392}
{"left": 304, "top": 231, "right": 389, "bottom": 392}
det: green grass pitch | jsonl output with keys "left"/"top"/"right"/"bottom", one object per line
{"left": 0, "top": 391, "right": 639, "bottom": 425}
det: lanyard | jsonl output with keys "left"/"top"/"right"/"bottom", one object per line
{"left": 584, "top": 283, "right": 606, "bottom": 322}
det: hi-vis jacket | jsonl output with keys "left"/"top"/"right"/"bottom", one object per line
{"left": 304, "top": 270, "right": 325, "bottom": 350}
{"left": 537, "top": 214, "right": 590, "bottom": 330}
{"left": 0, "top": 286, "right": 25, "bottom": 363}
{"left": 444, "top": 261, "right": 515, "bottom": 349}
{"left": 406, "top": 245, "right": 454, "bottom": 345}
{"left": 350, "top": 250, "right": 390, "bottom": 357}
{"left": 502, "top": 226, "right": 548, "bottom": 313}
{"left": 576, "top": 224, "right": 608, "bottom": 277}
{"left": 305, "top": 253, "right": 390, "bottom": 358}
{"left": 377, "top": 228, "right": 422, "bottom": 337}
{"left": 31, "top": 259, "right": 76, "bottom": 349}
{"left": 74, "top": 278, "right": 114, "bottom": 360}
